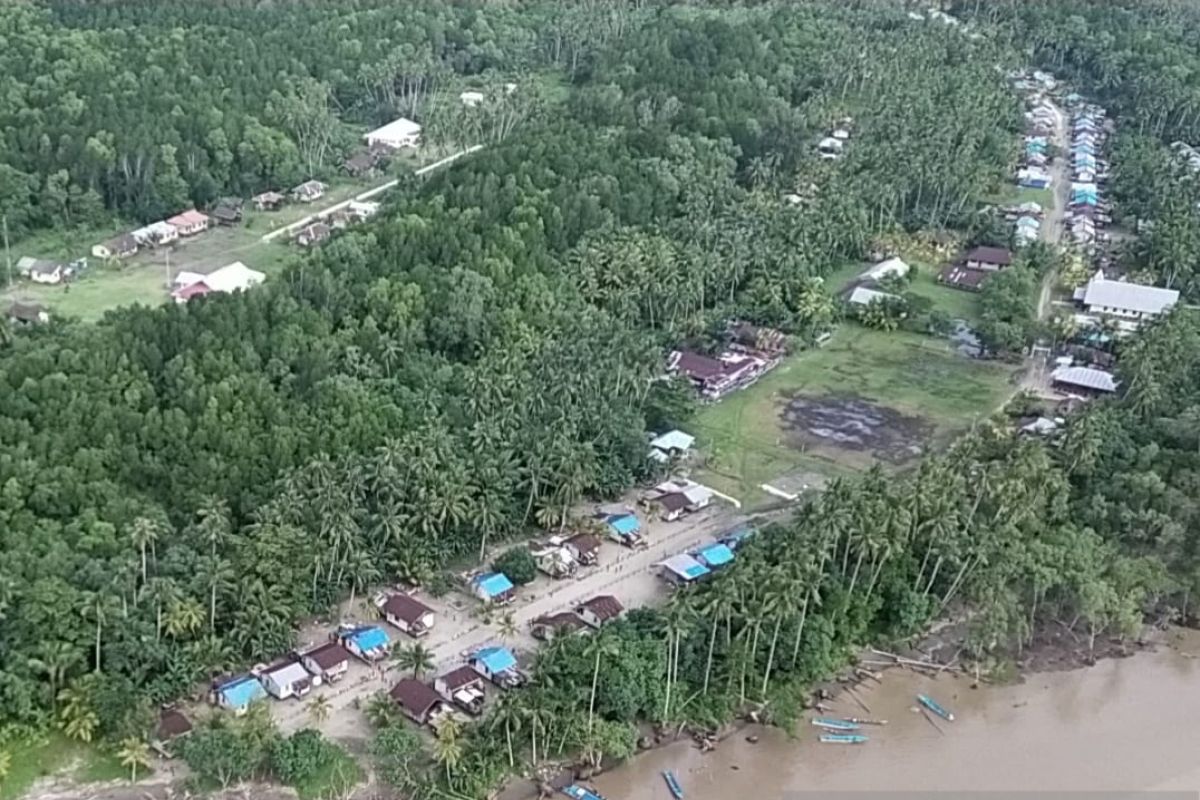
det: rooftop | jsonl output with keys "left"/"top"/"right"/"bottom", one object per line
{"left": 390, "top": 678, "right": 441, "bottom": 717}
{"left": 578, "top": 594, "right": 624, "bottom": 621}
{"left": 473, "top": 646, "right": 518, "bottom": 674}
{"left": 965, "top": 246, "right": 1013, "bottom": 266}
{"left": 650, "top": 429, "right": 695, "bottom": 452}
{"left": 302, "top": 641, "right": 350, "bottom": 670}
{"left": 1081, "top": 273, "right": 1179, "bottom": 316}
{"left": 1052, "top": 366, "right": 1118, "bottom": 393}
{"left": 380, "top": 593, "right": 433, "bottom": 623}
{"left": 473, "top": 572, "right": 515, "bottom": 598}
{"left": 438, "top": 665, "right": 484, "bottom": 692}
{"left": 660, "top": 553, "right": 711, "bottom": 581}
{"left": 693, "top": 542, "right": 735, "bottom": 567}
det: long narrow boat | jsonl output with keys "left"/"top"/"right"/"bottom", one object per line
{"left": 916, "top": 693, "right": 955, "bottom": 722}
{"left": 811, "top": 717, "right": 861, "bottom": 731}
{"left": 561, "top": 785, "right": 607, "bottom": 800}
{"left": 819, "top": 733, "right": 869, "bottom": 744}
{"left": 662, "top": 770, "right": 684, "bottom": 800}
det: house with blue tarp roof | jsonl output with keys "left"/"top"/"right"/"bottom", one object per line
{"left": 471, "top": 572, "right": 515, "bottom": 604}
{"left": 659, "top": 553, "right": 711, "bottom": 586}
{"left": 337, "top": 623, "right": 391, "bottom": 662}
{"left": 470, "top": 645, "right": 525, "bottom": 687}
{"left": 600, "top": 512, "right": 642, "bottom": 546}
{"left": 693, "top": 542, "right": 735, "bottom": 569}
{"left": 213, "top": 674, "right": 266, "bottom": 714}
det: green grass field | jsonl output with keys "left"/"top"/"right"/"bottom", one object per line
{"left": 0, "top": 733, "right": 127, "bottom": 800}
{"left": 691, "top": 327, "right": 1017, "bottom": 506}
{"left": 826, "top": 260, "right": 982, "bottom": 324}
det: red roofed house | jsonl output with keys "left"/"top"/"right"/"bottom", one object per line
{"left": 938, "top": 265, "right": 990, "bottom": 293}
{"left": 377, "top": 593, "right": 435, "bottom": 637}
{"left": 299, "top": 641, "right": 351, "bottom": 683}
{"left": 390, "top": 679, "right": 444, "bottom": 725}
{"left": 166, "top": 209, "right": 210, "bottom": 237}
{"left": 530, "top": 611, "right": 587, "bottom": 640}
{"left": 576, "top": 595, "right": 624, "bottom": 628}
{"left": 667, "top": 349, "right": 770, "bottom": 401}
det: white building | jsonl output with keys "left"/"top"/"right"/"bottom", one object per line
{"left": 1074, "top": 271, "right": 1178, "bottom": 329}
{"left": 365, "top": 117, "right": 422, "bottom": 149}
{"left": 460, "top": 91, "right": 485, "bottom": 107}
{"left": 257, "top": 660, "right": 315, "bottom": 700}
{"left": 847, "top": 286, "right": 899, "bottom": 306}
{"left": 171, "top": 262, "right": 266, "bottom": 303}
{"left": 861, "top": 257, "right": 910, "bottom": 282}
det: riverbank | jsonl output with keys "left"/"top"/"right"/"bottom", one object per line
{"left": 584, "top": 627, "right": 1200, "bottom": 799}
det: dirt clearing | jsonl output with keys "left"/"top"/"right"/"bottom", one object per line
{"left": 779, "top": 393, "right": 934, "bottom": 464}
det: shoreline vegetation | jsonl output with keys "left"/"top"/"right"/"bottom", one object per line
{"left": 4, "top": 2, "right": 1200, "bottom": 800}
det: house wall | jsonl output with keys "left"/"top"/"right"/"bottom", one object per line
{"left": 31, "top": 270, "right": 61, "bottom": 285}
{"left": 262, "top": 673, "right": 291, "bottom": 699}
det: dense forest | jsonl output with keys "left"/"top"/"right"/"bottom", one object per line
{"left": 3, "top": 1, "right": 1200, "bottom": 797}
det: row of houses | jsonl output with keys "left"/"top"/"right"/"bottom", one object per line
{"left": 292, "top": 200, "right": 381, "bottom": 248}
{"left": 1066, "top": 106, "right": 1111, "bottom": 248}
{"left": 656, "top": 524, "right": 754, "bottom": 587}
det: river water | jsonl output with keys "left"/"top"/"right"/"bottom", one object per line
{"left": 591, "top": 631, "right": 1200, "bottom": 799}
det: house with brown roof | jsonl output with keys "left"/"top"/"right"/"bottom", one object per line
{"left": 211, "top": 198, "right": 244, "bottom": 226}
{"left": 91, "top": 232, "right": 138, "bottom": 260}
{"left": 7, "top": 302, "right": 49, "bottom": 325}
{"left": 667, "top": 349, "right": 772, "bottom": 401}
{"left": 564, "top": 533, "right": 601, "bottom": 566}
{"left": 154, "top": 709, "right": 193, "bottom": 743}
{"left": 434, "top": 666, "right": 487, "bottom": 716}
{"left": 938, "top": 265, "right": 990, "bottom": 293}
{"left": 390, "top": 678, "right": 444, "bottom": 725}
{"left": 530, "top": 611, "right": 588, "bottom": 640}
{"left": 576, "top": 595, "right": 624, "bottom": 628}
{"left": 295, "top": 222, "right": 331, "bottom": 248}
{"left": 299, "top": 641, "right": 351, "bottom": 683}
{"left": 253, "top": 191, "right": 286, "bottom": 212}
{"left": 649, "top": 491, "right": 690, "bottom": 522}
{"left": 964, "top": 246, "right": 1013, "bottom": 272}
{"left": 377, "top": 593, "right": 435, "bottom": 637}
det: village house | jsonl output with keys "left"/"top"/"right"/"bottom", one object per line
{"left": 295, "top": 222, "right": 332, "bottom": 248}
{"left": 563, "top": 533, "right": 601, "bottom": 566}
{"left": 255, "top": 658, "right": 314, "bottom": 700}
{"left": 649, "top": 429, "right": 695, "bottom": 464}
{"left": 378, "top": 592, "right": 435, "bottom": 637}
{"left": 211, "top": 675, "right": 266, "bottom": 714}
{"left": 291, "top": 180, "right": 327, "bottom": 203}
{"left": 299, "top": 641, "right": 351, "bottom": 683}
{"left": 343, "top": 151, "right": 379, "bottom": 177}
{"left": 471, "top": 572, "right": 515, "bottom": 604}
{"left": 667, "top": 349, "right": 771, "bottom": 401}
{"left": 846, "top": 285, "right": 900, "bottom": 307}
{"left": 938, "top": 265, "right": 990, "bottom": 293}
{"left": 818, "top": 136, "right": 843, "bottom": 159}
{"left": 347, "top": 200, "right": 381, "bottom": 221}
{"left": 171, "top": 262, "right": 266, "bottom": 303}
{"left": 532, "top": 544, "right": 577, "bottom": 579}
{"left": 1052, "top": 366, "right": 1118, "bottom": 397}
{"left": 167, "top": 209, "right": 210, "bottom": 237}
{"left": 91, "top": 232, "right": 138, "bottom": 260}
{"left": 336, "top": 623, "right": 391, "bottom": 663}
{"left": 434, "top": 666, "right": 487, "bottom": 716}
{"left": 17, "top": 257, "right": 65, "bottom": 285}
{"left": 861, "top": 256, "right": 910, "bottom": 282}
{"left": 132, "top": 221, "right": 179, "bottom": 246}
{"left": 599, "top": 512, "right": 642, "bottom": 547}
{"left": 365, "top": 117, "right": 422, "bottom": 149}
{"left": 7, "top": 301, "right": 49, "bottom": 325}
{"left": 726, "top": 320, "right": 787, "bottom": 356}
{"left": 460, "top": 90, "right": 485, "bottom": 107}
{"left": 1073, "top": 271, "right": 1178, "bottom": 330}
{"left": 658, "top": 553, "right": 711, "bottom": 587}
{"left": 470, "top": 646, "right": 524, "bottom": 688}
{"left": 693, "top": 542, "right": 735, "bottom": 571}
{"left": 252, "top": 191, "right": 287, "bottom": 212}
{"left": 531, "top": 611, "right": 588, "bottom": 640}
{"left": 648, "top": 491, "right": 689, "bottom": 522}
{"left": 964, "top": 246, "right": 1013, "bottom": 272}
{"left": 211, "top": 198, "right": 244, "bottom": 226}
{"left": 575, "top": 595, "right": 624, "bottom": 628}
{"left": 645, "top": 480, "right": 713, "bottom": 520}
{"left": 390, "top": 678, "right": 444, "bottom": 725}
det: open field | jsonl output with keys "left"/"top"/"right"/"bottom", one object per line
{"left": 826, "top": 261, "right": 983, "bottom": 324}
{"left": 0, "top": 733, "right": 126, "bottom": 800}
{"left": 690, "top": 327, "right": 1018, "bottom": 506}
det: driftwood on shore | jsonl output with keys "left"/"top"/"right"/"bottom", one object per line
{"left": 869, "top": 648, "right": 958, "bottom": 672}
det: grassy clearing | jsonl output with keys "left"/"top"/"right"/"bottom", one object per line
{"left": 691, "top": 327, "right": 1017, "bottom": 506}
{"left": 0, "top": 733, "right": 127, "bottom": 800}
{"left": 988, "top": 183, "right": 1054, "bottom": 209}
{"left": 904, "top": 266, "right": 982, "bottom": 323}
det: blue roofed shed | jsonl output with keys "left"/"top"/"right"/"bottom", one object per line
{"left": 603, "top": 513, "right": 641, "bottom": 543}
{"left": 214, "top": 675, "right": 266, "bottom": 713}
{"left": 472, "top": 572, "right": 515, "bottom": 604}
{"left": 339, "top": 624, "right": 391, "bottom": 662}
{"left": 659, "top": 553, "right": 711, "bottom": 585}
{"left": 693, "top": 542, "right": 735, "bottom": 569}
{"left": 471, "top": 645, "right": 524, "bottom": 687}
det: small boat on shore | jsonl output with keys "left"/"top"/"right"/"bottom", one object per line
{"left": 917, "top": 693, "right": 955, "bottom": 721}
{"left": 811, "top": 717, "right": 861, "bottom": 731}
{"left": 662, "top": 770, "right": 684, "bottom": 799}
{"left": 820, "top": 733, "right": 869, "bottom": 744}
{"left": 846, "top": 717, "right": 888, "bottom": 726}
{"left": 562, "top": 785, "right": 606, "bottom": 800}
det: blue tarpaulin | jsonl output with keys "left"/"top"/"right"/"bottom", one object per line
{"left": 474, "top": 646, "right": 517, "bottom": 674}
{"left": 474, "top": 572, "right": 515, "bottom": 598}
{"left": 694, "top": 542, "right": 735, "bottom": 568}
{"left": 219, "top": 676, "right": 266, "bottom": 709}
{"left": 606, "top": 513, "right": 640, "bottom": 536}
{"left": 350, "top": 625, "right": 390, "bottom": 652}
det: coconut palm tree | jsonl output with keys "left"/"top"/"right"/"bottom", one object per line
{"left": 165, "top": 597, "right": 204, "bottom": 639}
{"left": 487, "top": 692, "right": 523, "bottom": 767}
{"left": 129, "top": 517, "right": 162, "bottom": 592}
{"left": 432, "top": 717, "right": 464, "bottom": 784}
{"left": 393, "top": 642, "right": 435, "bottom": 680}
{"left": 584, "top": 630, "right": 618, "bottom": 736}
{"left": 28, "top": 641, "right": 82, "bottom": 707}
{"left": 117, "top": 737, "right": 151, "bottom": 782}
{"left": 697, "top": 578, "right": 737, "bottom": 695}
{"left": 307, "top": 694, "right": 332, "bottom": 726}
{"left": 497, "top": 611, "right": 518, "bottom": 642}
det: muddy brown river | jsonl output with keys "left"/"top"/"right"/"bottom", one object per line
{"left": 590, "top": 631, "right": 1200, "bottom": 799}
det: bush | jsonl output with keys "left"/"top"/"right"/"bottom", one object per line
{"left": 492, "top": 547, "right": 538, "bottom": 585}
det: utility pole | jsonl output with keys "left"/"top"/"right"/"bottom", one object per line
{"left": 2, "top": 214, "right": 10, "bottom": 288}
{"left": 164, "top": 247, "right": 171, "bottom": 290}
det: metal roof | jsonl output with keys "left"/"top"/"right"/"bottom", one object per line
{"left": 1081, "top": 274, "right": 1179, "bottom": 316}
{"left": 694, "top": 542, "right": 735, "bottom": 567}
{"left": 218, "top": 675, "right": 265, "bottom": 708}
{"left": 606, "top": 513, "right": 640, "bottom": 536}
{"left": 473, "top": 646, "right": 517, "bottom": 674}
{"left": 660, "top": 553, "right": 711, "bottom": 581}
{"left": 847, "top": 286, "right": 898, "bottom": 306}
{"left": 1052, "top": 366, "right": 1118, "bottom": 393}
{"left": 474, "top": 572, "right": 514, "bottom": 597}
{"left": 650, "top": 430, "right": 696, "bottom": 452}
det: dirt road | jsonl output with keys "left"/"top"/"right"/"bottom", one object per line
{"left": 272, "top": 505, "right": 745, "bottom": 738}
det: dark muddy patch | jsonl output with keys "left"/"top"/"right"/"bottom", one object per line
{"left": 779, "top": 393, "right": 934, "bottom": 463}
